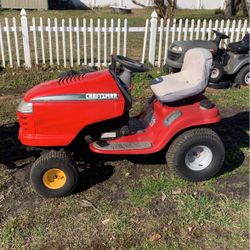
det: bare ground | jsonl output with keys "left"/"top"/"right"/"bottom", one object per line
{"left": 0, "top": 105, "right": 249, "bottom": 249}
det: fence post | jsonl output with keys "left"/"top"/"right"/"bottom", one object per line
{"left": 148, "top": 10, "right": 158, "bottom": 66}
{"left": 20, "top": 9, "right": 31, "bottom": 68}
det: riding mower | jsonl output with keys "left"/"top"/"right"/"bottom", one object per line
{"left": 17, "top": 48, "right": 225, "bottom": 198}
{"left": 164, "top": 30, "right": 250, "bottom": 88}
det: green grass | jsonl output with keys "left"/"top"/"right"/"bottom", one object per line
{"left": 128, "top": 173, "right": 188, "bottom": 207}
{"left": 177, "top": 194, "right": 217, "bottom": 224}
{"left": 0, "top": 166, "right": 12, "bottom": 191}
{"left": 206, "top": 87, "right": 249, "bottom": 107}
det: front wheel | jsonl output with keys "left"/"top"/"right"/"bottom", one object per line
{"left": 30, "top": 151, "right": 79, "bottom": 198}
{"left": 209, "top": 62, "right": 224, "bottom": 83}
{"left": 166, "top": 128, "right": 225, "bottom": 182}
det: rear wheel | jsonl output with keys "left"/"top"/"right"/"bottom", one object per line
{"left": 30, "top": 151, "right": 78, "bottom": 198}
{"left": 166, "top": 128, "right": 225, "bottom": 182}
{"left": 209, "top": 62, "right": 224, "bottom": 83}
{"left": 235, "top": 65, "right": 249, "bottom": 85}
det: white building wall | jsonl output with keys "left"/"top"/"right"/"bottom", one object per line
{"left": 87, "top": 0, "right": 223, "bottom": 9}
{"left": 87, "top": 0, "right": 153, "bottom": 8}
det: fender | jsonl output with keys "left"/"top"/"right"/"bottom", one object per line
{"left": 90, "top": 99, "right": 221, "bottom": 155}
{"left": 224, "top": 52, "right": 249, "bottom": 75}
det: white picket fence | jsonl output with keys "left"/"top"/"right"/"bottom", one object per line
{"left": 0, "top": 9, "right": 249, "bottom": 69}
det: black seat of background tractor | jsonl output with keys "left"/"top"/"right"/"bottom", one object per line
{"left": 227, "top": 33, "right": 249, "bottom": 53}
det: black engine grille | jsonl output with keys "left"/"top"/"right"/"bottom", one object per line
{"left": 167, "top": 50, "right": 181, "bottom": 60}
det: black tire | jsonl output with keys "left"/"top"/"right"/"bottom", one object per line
{"left": 209, "top": 62, "right": 224, "bottom": 83}
{"left": 235, "top": 65, "right": 249, "bottom": 85}
{"left": 163, "top": 64, "right": 171, "bottom": 74}
{"left": 30, "top": 151, "right": 78, "bottom": 198}
{"left": 163, "top": 64, "right": 180, "bottom": 74}
{"left": 166, "top": 128, "right": 225, "bottom": 182}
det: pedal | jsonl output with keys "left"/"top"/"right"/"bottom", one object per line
{"left": 120, "top": 126, "right": 130, "bottom": 135}
{"left": 101, "top": 132, "right": 117, "bottom": 139}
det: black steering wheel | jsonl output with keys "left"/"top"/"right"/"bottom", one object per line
{"left": 112, "top": 55, "right": 150, "bottom": 73}
{"left": 212, "top": 30, "right": 230, "bottom": 39}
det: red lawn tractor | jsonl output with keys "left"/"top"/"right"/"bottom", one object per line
{"left": 17, "top": 48, "right": 225, "bottom": 198}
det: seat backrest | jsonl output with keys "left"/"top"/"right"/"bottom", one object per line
{"left": 181, "top": 48, "right": 213, "bottom": 89}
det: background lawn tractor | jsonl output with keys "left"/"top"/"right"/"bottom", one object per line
{"left": 164, "top": 30, "right": 249, "bottom": 88}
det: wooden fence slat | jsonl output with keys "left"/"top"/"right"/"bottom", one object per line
{"left": 32, "top": 18, "right": 38, "bottom": 65}
{"left": 83, "top": 18, "right": 87, "bottom": 65}
{"left": 90, "top": 18, "right": 94, "bottom": 66}
{"left": 0, "top": 21, "right": 6, "bottom": 67}
{"left": 5, "top": 18, "right": 13, "bottom": 67}
{"left": 76, "top": 18, "right": 80, "bottom": 65}
{"left": 69, "top": 18, "right": 73, "bottom": 67}
{"left": 123, "top": 19, "right": 127, "bottom": 57}
{"left": 219, "top": 19, "right": 224, "bottom": 47}
{"left": 207, "top": 19, "right": 213, "bottom": 40}
{"left": 141, "top": 18, "right": 149, "bottom": 64}
{"left": 40, "top": 17, "right": 45, "bottom": 64}
{"left": 183, "top": 19, "right": 188, "bottom": 40}
{"left": 104, "top": 18, "right": 107, "bottom": 66}
{"left": 13, "top": 17, "right": 20, "bottom": 67}
{"left": 190, "top": 19, "right": 195, "bottom": 40}
{"left": 117, "top": 18, "right": 121, "bottom": 55}
{"left": 224, "top": 19, "right": 230, "bottom": 48}
{"left": 110, "top": 19, "right": 114, "bottom": 56}
{"left": 62, "top": 19, "right": 66, "bottom": 67}
{"left": 230, "top": 20, "right": 236, "bottom": 42}
{"left": 97, "top": 18, "right": 101, "bottom": 67}
{"left": 163, "top": 18, "right": 170, "bottom": 65}
{"left": 236, "top": 19, "right": 242, "bottom": 41}
{"left": 157, "top": 18, "right": 164, "bottom": 67}
{"left": 171, "top": 18, "right": 176, "bottom": 42}
{"left": 177, "top": 18, "right": 182, "bottom": 41}
{"left": 201, "top": 19, "right": 207, "bottom": 40}
{"left": 48, "top": 18, "right": 53, "bottom": 65}
{"left": 195, "top": 19, "right": 201, "bottom": 40}
{"left": 213, "top": 19, "right": 219, "bottom": 39}
{"left": 54, "top": 18, "right": 59, "bottom": 65}
{"left": 242, "top": 19, "right": 248, "bottom": 38}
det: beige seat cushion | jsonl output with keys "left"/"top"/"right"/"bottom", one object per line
{"left": 151, "top": 48, "right": 212, "bottom": 103}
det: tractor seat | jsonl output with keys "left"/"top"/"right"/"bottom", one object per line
{"left": 227, "top": 33, "right": 249, "bottom": 53}
{"left": 151, "top": 48, "right": 212, "bottom": 103}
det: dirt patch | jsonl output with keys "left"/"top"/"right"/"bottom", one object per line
{"left": 215, "top": 172, "right": 249, "bottom": 201}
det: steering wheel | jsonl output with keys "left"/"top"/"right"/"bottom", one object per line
{"left": 212, "top": 30, "right": 229, "bottom": 39}
{"left": 113, "top": 55, "right": 150, "bottom": 73}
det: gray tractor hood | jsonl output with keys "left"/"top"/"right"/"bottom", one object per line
{"left": 172, "top": 40, "right": 217, "bottom": 51}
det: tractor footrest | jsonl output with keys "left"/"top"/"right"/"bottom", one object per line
{"left": 93, "top": 141, "right": 152, "bottom": 151}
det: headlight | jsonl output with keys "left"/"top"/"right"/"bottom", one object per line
{"left": 172, "top": 46, "right": 183, "bottom": 52}
{"left": 17, "top": 100, "right": 33, "bottom": 114}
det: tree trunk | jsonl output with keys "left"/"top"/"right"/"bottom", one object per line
{"left": 224, "top": 0, "right": 245, "bottom": 18}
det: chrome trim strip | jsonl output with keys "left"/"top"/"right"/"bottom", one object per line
{"left": 32, "top": 93, "right": 119, "bottom": 102}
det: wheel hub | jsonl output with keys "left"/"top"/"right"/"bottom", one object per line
{"left": 211, "top": 68, "right": 219, "bottom": 78}
{"left": 185, "top": 145, "right": 213, "bottom": 171}
{"left": 42, "top": 168, "right": 67, "bottom": 189}
{"left": 244, "top": 72, "right": 250, "bottom": 85}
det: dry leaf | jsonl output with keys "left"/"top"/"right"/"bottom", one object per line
{"left": 161, "top": 191, "right": 166, "bottom": 201}
{"left": 172, "top": 188, "right": 182, "bottom": 195}
{"left": 80, "top": 199, "right": 102, "bottom": 214}
{"left": 102, "top": 219, "right": 110, "bottom": 225}
{"left": 125, "top": 172, "right": 131, "bottom": 177}
{"left": 168, "top": 220, "right": 173, "bottom": 226}
{"left": 149, "top": 233, "right": 162, "bottom": 241}
{"left": 188, "top": 226, "right": 194, "bottom": 233}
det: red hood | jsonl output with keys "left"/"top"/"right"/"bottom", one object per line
{"left": 24, "top": 69, "right": 116, "bottom": 102}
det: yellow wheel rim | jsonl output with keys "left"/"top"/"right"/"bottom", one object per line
{"left": 42, "top": 168, "right": 67, "bottom": 190}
